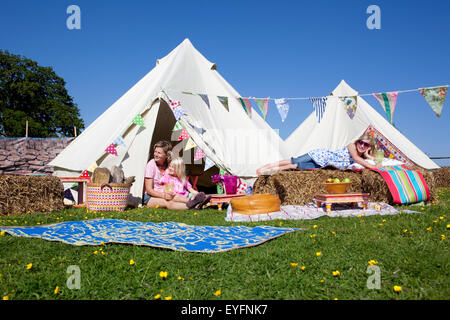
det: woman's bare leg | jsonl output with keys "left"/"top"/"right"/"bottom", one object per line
{"left": 146, "top": 197, "right": 169, "bottom": 208}
{"left": 256, "top": 159, "right": 295, "bottom": 175}
{"left": 166, "top": 201, "right": 189, "bottom": 210}
{"left": 172, "top": 194, "right": 189, "bottom": 203}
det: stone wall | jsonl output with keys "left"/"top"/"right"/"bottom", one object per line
{"left": 0, "top": 137, "right": 74, "bottom": 174}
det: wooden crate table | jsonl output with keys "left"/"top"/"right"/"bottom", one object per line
{"left": 209, "top": 193, "right": 247, "bottom": 211}
{"left": 314, "top": 192, "right": 370, "bottom": 214}
{"left": 58, "top": 177, "right": 91, "bottom": 207}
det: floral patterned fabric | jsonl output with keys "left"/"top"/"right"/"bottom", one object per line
{"left": 307, "top": 147, "right": 354, "bottom": 169}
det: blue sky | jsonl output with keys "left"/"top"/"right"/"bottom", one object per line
{"left": 1, "top": 0, "right": 449, "bottom": 165}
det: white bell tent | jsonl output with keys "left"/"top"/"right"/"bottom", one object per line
{"left": 284, "top": 80, "right": 439, "bottom": 169}
{"left": 49, "top": 39, "right": 286, "bottom": 200}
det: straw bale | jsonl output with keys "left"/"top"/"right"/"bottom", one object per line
{"left": 253, "top": 167, "right": 436, "bottom": 206}
{"left": 0, "top": 175, "right": 64, "bottom": 215}
{"left": 429, "top": 167, "right": 450, "bottom": 188}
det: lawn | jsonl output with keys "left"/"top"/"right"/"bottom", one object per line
{"left": 0, "top": 188, "right": 449, "bottom": 300}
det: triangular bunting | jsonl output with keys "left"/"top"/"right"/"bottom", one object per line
{"left": 105, "top": 143, "right": 118, "bottom": 156}
{"left": 132, "top": 114, "right": 145, "bottom": 127}
{"left": 64, "top": 188, "right": 75, "bottom": 202}
{"left": 254, "top": 98, "right": 269, "bottom": 120}
{"left": 198, "top": 94, "right": 210, "bottom": 109}
{"left": 340, "top": 96, "right": 358, "bottom": 119}
{"left": 274, "top": 98, "right": 290, "bottom": 122}
{"left": 237, "top": 97, "right": 252, "bottom": 117}
{"left": 87, "top": 162, "right": 98, "bottom": 173}
{"left": 309, "top": 97, "right": 328, "bottom": 123}
{"left": 184, "top": 137, "right": 196, "bottom": 151}
{"left": 194, "top": 147, "right": 205, "bottom": 161}
{"left": 79, "top": 170, "right": 91, "bottom": 182}
{"left": 204, "top": 157, "right": 215, "bottom": 171}
{"left": 168, "top": 99, "right": 181, "bottom": 109}
{"left": 419, "top": 86, "right": 448, "bottom": 118}
{"left": 178, "top": 128, "right": 189, "bottom": 141}
{"left": 373, "top": 92, "right": 398, "bottom": 124}
{"left": 114, "top": 136, "right": 126, "bottom": 148}
{"left": 172, "top": 121, "right": 183, "bottom": 131}
{"left": 217, "top": 96, "right": 229, "bottom": 111}
{"left": 173, "top": 108, "right": 186, "bottom": 120}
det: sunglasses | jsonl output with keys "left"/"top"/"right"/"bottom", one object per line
{"left": 357, "top": 140, "right": 371, "bottom": 148}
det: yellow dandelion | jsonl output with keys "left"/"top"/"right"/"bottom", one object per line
{"left": 26, "top": 263, "right": 32, "bottom": 270}
{"left": 441, "top": 235, "right": 446, "bottom": 240}
{"left": 382, "top": 219, "right": 387, "bottom": 223}
{"left": 310, "top": 234, "right": 316, "bottom": 238}
{"left": 426, "top": 227, "right": 432, "bottom": 231}
{"left": 446, "top": 224, "right": 450, "bottom": 229}
{"left": 93, "top": 251, "right": 98, "bottom": 255}
{"left": 164, "top": 296, "right": 172, "bottom": 300}
{"left": 155, "top": 205, "right": 159, "bottom": 209}
{"left": 403, "top": 229, "right": 408, "bottom": 233}
{"left": 316, "top": 251, "right": 322, "bottom": 257}
{"left": 213, "top": 289, "right": 221, "bottom": 296}
{"left": 439, "top": 216, "right": 444, "bottom": 220}
{"left": 331, "top": 231, "right": 336, "bottom": 235}
{"left": 393, "top": 286, "right": 402, "bottom": 293}
{"left": 129, "top": 259, "right": 135, "bottom": 265}
{"left": 290, "top": 262, "right": 299, "bottom": 267}
{"left": 54, "top": 286, "right": 59, "bottom": 295}
{"left": 313, "top": 225, "right": 318, "bottom": 229}
{"left": 177, "top": 276, "right": 183, "bottom": 280}
{"left": 332, "top": 270, "right": 340, "bottom": 277}
{"left": 159, "top": 271, "right": 168, "bottom": 279}
{"left": 154, "top": 293, "right": 161, "bottom": 300}
{"left": 320, "top": 279, "right": 325, "bottom": 283}
{"left": 2, "top": 295, "right": 9, "bottom": 300}
{"left": 0, "top": 231, "right": 5, "bottom": 236}
{"left": 333, "top": 297, "right": 338, "bottom": 300}
{"left": 193, "top": 212, "right": 198, "bottom": 216}
{"left": 368, "top": 260, "right": 378, "bottom": 266}
{"left": 300, "top": 265, "right": 306, "bottom": 271}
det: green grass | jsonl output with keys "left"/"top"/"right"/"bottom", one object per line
{"left": 1, "top": 188, "right": 449, "bottom": 300}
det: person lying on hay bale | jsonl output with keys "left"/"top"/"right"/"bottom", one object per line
{"left": 256, "top": 134, "right": 383, "bottom": 175}
{"left": 143, "top": 140, "right": 210, "bottom": 210}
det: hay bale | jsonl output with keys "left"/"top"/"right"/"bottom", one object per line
{"left": 430, "top": 167, "right": 450, "bottom": 188}
{"left": 0, "top": 175, "right": 64, "bottom": 215}
{"left": 92, "top": 167, "right": 111, "bottom": 184}
{"left": 253, "top": 168, "right": 436, "bottom": 206}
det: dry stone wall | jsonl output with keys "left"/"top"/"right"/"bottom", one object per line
{"left": 0, "top": 137, "right": 74, "bottom": 174}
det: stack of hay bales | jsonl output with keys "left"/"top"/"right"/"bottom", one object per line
{"left": 253, "top": 168, "right": 437, "bottom": 206}
{"left": 0, "top": 175, "right": 64, "bottom": 215}
{"left": 429, "top": 167, "right": 450, "bottom": 188}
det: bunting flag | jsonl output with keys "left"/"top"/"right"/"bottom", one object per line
{"left": 198, "top": 94, "right": 211, "bottom": 109}
{"left": 64, "top": 188, "right": 75, "bottom": 202}
{"left": 274, "top": 98, "right": 290, "bottom": 122}
{"left": 194, "top": 147, "right": 205, "bottom": 161}
{"left": 178, "top": 128, "right": 189, "bottom": 141}
{"left": 173, "top": 108, "right": 186, "bottom": 120}
{"left": 204, "top": 157, "right": 215, "bottom": 171}
{"left": 114, "top": 136, "right": 126, "bottom": 148}
{"left": 105, "top": 143, "right": 118, "bottom": 156}
{"left": 419, "top": 86, "right": 448, "bottom": 118}
{"left": 237, "top": 97, "right": 252, "bottom": 117}
{"left": 340, "top": 96, "right": 358, "bottom": 119}
{"left": 168, "top": 99, "right": 181, "bottom": 109}
{"left": 217, "top": 96, "right": 229, "bottom": 111}
{"left": 132, "top": 114, "right": 145, "bottom": 127}
{"left": 87, "top": 162, "right": 98, "bottom": 173}
{"left": 254, "top": 98, "right": 269, "bottom": 120}
{"left": 79, "top": 170, "right": 91, "bottom": 182}
{"left": 184, "top": 137, "right": 196, "bottom": 151}
{"left": 372, "top": 92, "right": 398, "bottom": 124}
{"left": 172, "top": 121, "right": 183, "bottom": 131}
{"left": 309, "top": 97, "right": 328, "bottom": 123}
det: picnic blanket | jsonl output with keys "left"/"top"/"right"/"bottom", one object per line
{"left": 0, "top": 219, "right": 300, "bottom": 253}
{"left": 371, "top": 165, "right": 430, "bottom": 204}
{"left": 226, "top": 202, "right": 419, "bottom": 222}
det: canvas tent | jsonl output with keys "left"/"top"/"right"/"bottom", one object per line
{"left": 284, "top": 80, "right": 440, "bottom": 169}
{"left": 49, "top": 39, "right": 286, "bottom": 201}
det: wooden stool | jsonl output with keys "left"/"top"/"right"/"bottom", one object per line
{"left": 59, "top": 177, "right": 91, "bottom": 206}
{"left": 314, "top": 192, "right": 370, "bottom": 214}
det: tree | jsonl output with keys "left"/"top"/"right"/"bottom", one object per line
{"left": 0, "top": 50, "right": 84, "bottom": 137}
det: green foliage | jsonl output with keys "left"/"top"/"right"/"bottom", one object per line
{"left": 0, "top": 50, "right": 84, "bottom": 137}
{"left": 0, "top": 188, "right": 449, "bottom": 300}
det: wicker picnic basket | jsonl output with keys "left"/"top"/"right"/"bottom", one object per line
{"left": 86, "top": 183, "right": 131, "bottom": 211}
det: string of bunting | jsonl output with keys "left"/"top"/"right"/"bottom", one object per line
{"left": 181, "top": 85, "right": 448, "bottom": 123}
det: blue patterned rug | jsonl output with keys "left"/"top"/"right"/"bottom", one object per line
{"left": 0, "top": 219, "right": 301, "bottom": 253}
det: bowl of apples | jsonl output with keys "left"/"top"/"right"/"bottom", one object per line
{"left": 324, "top": 177, "right": 351, "bottom": 194}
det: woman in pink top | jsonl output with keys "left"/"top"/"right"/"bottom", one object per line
{"left": 144, "top": 141, "right": 209, "bottom": 210}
